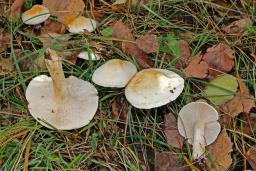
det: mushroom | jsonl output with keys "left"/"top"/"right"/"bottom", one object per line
{"left": 25, "top": 49, "right": 98, "bottom": 130}
{"left": 177, "top": 102, "right": 221, "bottom": 160}
{"left": 92, "top": 59, "right": 137, "bottom": 88}
{"left": 67, "top": 16, "right": 97, "bottom": 33}
{"left": 22, "top": 5, "right": 50, "bottom": 25}
{"left": 125, "top": 69, "right": 184, "bottom": 109}
{"left": 78, "top": 51, "right": 101, "bottom": 61}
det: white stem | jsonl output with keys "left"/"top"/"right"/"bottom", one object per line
{"left": 192, "top": 121, "right": 206, "bottom": 160}
{"left": 44, "top": 49, "right": 68, "bottom": 102}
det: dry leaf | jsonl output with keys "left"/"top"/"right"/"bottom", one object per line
{"left": 4, "top": 0, "right": 25, "bottom": 21}
{"left": 176, "top": 40, "right": 191, "bottom": 68}
{"left": 222, "top": 17, "right": 252, "bottom": 34}
{"left": 242, "top": 113, "right": 256, "bottom": 136}
{"left": 0, "top": 28, "right": 11, "bottom": 51}
{"left": 122, "top": 42, "right": 153, "bottom": 68}
{"left": 247, "top": 144, "right": 256, "bottom": 170}
{"left": 112, "top": 0, "right": 127, "bottom": 5}
{"left": 183, "top": 53, "right": 209, "bottom": 79}
{"left": 42, "top": 19, "right": 64, "bottom": 34}
{"left": 135, "top": 34, "right": 158, "bottom": 54}
{"left": 0, "top": 57, "right": 15, "bottom": 76}
{"left": 164, "top": 113, "right": 184, "bottom": 149}
{"left": 39, "top": 32, "right": 71, "bottom": 47}
{"left": 220, "top": 78, "right": 255, "bottom": 117}
{"left": 203, "top": 43, "right": 234, "bottom": 77}
{"left": 111, "top": 20, "right": 134, "bottom": 41}
{"left": 111, "top": 96, "right": 128, "bottom": 121}
{"left": 155, "top": 152, "right": 184, "bottom": 171}
{"left": 207, "top": 130, "right": 233, "bottom": 171}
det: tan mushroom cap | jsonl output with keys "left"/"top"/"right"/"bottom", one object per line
{"left": 68, "top": 16, "right": 97, "bottom": 33}
{"left": 22, "top": 5, "right": 50, "bottom": 25}
{"left": 25, "top": 49, "right": 98, "bottom": 130}
{"left": 177, "top": 102, "right": 221, "bottom": 145}
{"left": 125, "top": 69, "right": 184, "bottom": 109}
{"left": 92, "top": 59, "right": 137, "bottom": 88}
{"left": 78, "top": 51, "right": 101, "bottom": 61}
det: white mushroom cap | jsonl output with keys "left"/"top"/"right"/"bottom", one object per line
{"left": 25, "top": 49, "right": 98, "bottom": 130}
{"left": 92, "top": 59, "right": 137, "bottom": 88}
{"left": 78, "top": 51, "right": 101, "bottom": 61}
{"left": 67, "top": 16, "right": 97, "bottom": 33}
{"left": 125, "top": 69, "right": 184, "bottom": 109}
{"left": 22, "top": 5, "right": 50, "bottom": 25}
{"left": 177, "top": 102, "right": 221, "bottom": 159}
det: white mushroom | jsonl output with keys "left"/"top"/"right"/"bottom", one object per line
{"left": 22, "top": 5, "right": 50, "bottom": 25}
{"left": 25, "top": 49, "right": 98, "bottom": 130}
{"left": 92, "top": 59, "right": 137, "bottom": 88}
{"left": 125, "top": 69, "right": 184, "bottom": 109}
{"left": 67, "top": 16, "right": 97, "bottom": 33}
{"left": 78, "top": 51, "right": 101, "bottom": 61}
{"left": 177, "top": 102, "right": 221, "bottom": 160}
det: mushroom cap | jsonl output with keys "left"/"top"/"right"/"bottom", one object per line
{"left": 78, "top": 51, "right": 101, "bottom": 60}
{"left": 26, "top": 75, "right": 98, "bottom": 130}
{"left": 22, "top": 5, "right": 50, "bottom": 25}
{"left": 68, "top": 16, "right": 97, "bottom": 33}
{"left": 125, "top": 68, "right": 184, "bottom": 109}
{"left": 92, "top": 59, "right": 137, "bottom": 88}
{"left": 177, "top": 102, "right": 221, "bottom": 145}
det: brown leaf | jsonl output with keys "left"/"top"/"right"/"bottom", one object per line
{"left": 39, "top": 32, "right": 71, "bottom": 47}
{"left": 222, "top": 17, "right": 252, "bottom": 34}
{"left": 207, "top": 130, "right": 233, "bottom": 171}
{"left": 135, "top": 34, "right": 158, "bottom": 54}
{"left": 111, "top": 96, "right": 128, "bottom": 121}
{"left": 0, "top": 57, "right": 16, "bottom": 76}
{"left": 4, "top": 0, "right": 25, "bottom": 21}
{"left": 0, "top": 28, "right": 11, "bottom": 51}
{"left": 122, "top": 42, "right": 153, "bottom": 68}
{"left": 203, "top": 43, "right": 234, "bottom": 77}
{"left": 183, "top": 53, "right": 209, "bottom": 79}
{"left": 155, "top": 152, "right": 184, "bottom": 171}
{"left": 247, "top": 144, "right": 256, "bottom": 170}
{"left": 42, "top": 19, "right": 64, "bottom": 34}
{"left": 220, "top": 78, "right": 255, "bottom": 117}
{"left": 242, "top": 113, "right": 256, "bottom": 136}
{"left": 175, "top": 40, "right": 191, "bottom": 69}
{"left": 43, "top": 0, "right": 85, "bottom": 22}
{"left": 111, "top": 20, "right": 134, "bottom": 41}
{"left": 164, "top": 113, "right": 184, "bottom": 149}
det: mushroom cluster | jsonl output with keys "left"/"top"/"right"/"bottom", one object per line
{"left": 22, "top": 5, "right": 97, "bottom": 33}
{"left": 92, "top": 59, "right": 185, "bottom": 109}
{"left": 177, "top": 101, "right": 221, "bottom": 160}
{"left": 26, "top": 49, "right": 98, "bottom": 130}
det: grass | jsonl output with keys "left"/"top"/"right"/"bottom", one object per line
{"left": 0, "top": 0, "right": 256, "bottom": 170}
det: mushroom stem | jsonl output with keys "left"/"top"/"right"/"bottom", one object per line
{"left": 192, "top": 121, "right": 206, "bottom": 160}
{"left": 45, "top": 49, "right": 68, "bottom": 101}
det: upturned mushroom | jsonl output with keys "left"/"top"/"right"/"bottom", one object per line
{"left": 22, "top": 5, "right": 50, "bottom": 25}
{"left": 25, "top": 49, "right": 98, "bottom": 130}
{"left": 92, "top": 59, "right": 137, "bottom": 88}
{"left": 125, "top": 69, "right": 184, "bottom": 109}
{"left": 177, "top": 101, "right": 221, "bottom": 160}
{"left": 67, "top": 16, "right": 97, "bottom": 33}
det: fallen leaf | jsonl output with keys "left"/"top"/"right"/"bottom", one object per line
{"left": 111, "top": 95, "right": 128, "bottom": 121}
{"left": 184, "top": 53, "right": 209, "bottom": 79}
{"left": 111, "top": 20, "right": 134, "bottom": 41}
{"left": 220, "top": 78, "right": 255, "bottom": 117}
{"left": 42, "top": 19, "right": 64, "bottom": 34}
{"left": 0, "top": 28, "right": 11, "bottom": 52}
{"left": 242, "top": 113, "right": 256, "bottom": 136}
{"left": 122, "top": 42, "right": 153, "bottom": 68}
{"left": 176, "top": 40, "right": 191, "bottom": 68}
{"left": 204, "top": 74, "right": 238, "bottom": 105}
{"left": 10, "top": 0, "right": 25, "bottom": 13}
{"left": 0, "top": 57, "right": 15, "bottom": 76}
{"left": 247, "top": 144, "right": 256, "bottom": 170}
{"left": 39, "top": 32, "right": 71, "bottom": 47}
{"left": 207, "top": 130, "right": 233, "bottom": 171}
{"left": 135, "top": 34, "right": 158, "bottom": 54}
{"left": 4, "top": 0, "right": 25, "bottom": 21}
{"left": 222, "top": 17, "right": 252, "bottom": 34}
{"left": 155, "top": 152, "right": 184, "bottom": 171}
{"left": 43, "top": 0, "right": 85, "bottom": 22}
{"left": 164, "top": 113, "right": 184, "bottom": 149}
{"left": 112, "top": 0, "right": 127, "bottom": 5}
{"left": 203, "top": 43, "right": 234, "bottom": 77}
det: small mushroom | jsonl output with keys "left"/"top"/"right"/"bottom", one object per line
{"left": 177, "top": 102, "right": 221, "bottom": 160}
{"left": 92, "top": 59, "right": 137, "bottom": 88}
{"left": 67, "top": 16, "right": 97, "bottom": 33}
{"left": 22, "top": 5, "right": 50, "bottom": 25}
{"left": 25, "top": 49, "right": 98, "bottom": 130}
{"left": 78, "top": 51, "right": 101, "bottom": 61}
{"left": 125, "top": 69, "right": 184, "bottom": 109}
